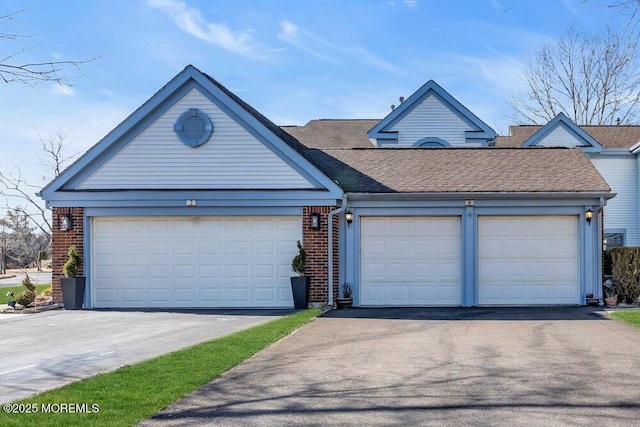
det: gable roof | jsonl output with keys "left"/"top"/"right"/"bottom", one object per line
{"left": 39, "top": 65, "right": 343, "bottom": 199}
{"left": 305, "top": 147, "right": 610, "bottom": 194}
{"left": 520, "top": 113, "right": 603, "bottom": 152}
{"left": 498, "top": 122, "right": 640, "bottom": 150}
{"left": 367, "top": 80, "right": 497, "bottom": 143}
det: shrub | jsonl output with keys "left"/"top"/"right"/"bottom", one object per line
{"left": 16, "top": 273, "right": 36, "bottom": 306}
{"left": 16, "top": 290, "right": 35, "bottom": 306}
{"left": 62, "top": 245, "right": 82, "bottom": 278}
{"left": 291, "top": 240, "right": 306, "bottom": 276}
{"left": 610, "top": 247, "right": 640, "bottom": 304}
{"left": 21, "top": 273, "right": 36, "bottom": 292}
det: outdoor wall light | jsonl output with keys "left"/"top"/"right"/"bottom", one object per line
{"left": 345, "top": 211, "right": 354, "bottom": 225}
{"left": 59, "top": 214, "right": 73, "bottom": 232}
{"left": 310, "top": 213, "right": 321, "bottom": 230}
{"left": 585, "top": 209, "right": 594, "bottom": 225}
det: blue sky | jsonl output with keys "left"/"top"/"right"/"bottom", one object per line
{"left": 0, "top": 0, "right": 628, "bottom": 198}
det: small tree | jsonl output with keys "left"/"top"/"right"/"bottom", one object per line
{"left": 62, "top": 245, "right": 82, "bottom": 278}
{"left": 15, "top": 273, "right": 36, "bottom": 306}
{"left": 291, "top": 240, "right": 306, "bottom": 276}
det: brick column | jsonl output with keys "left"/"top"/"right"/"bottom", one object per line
{"left": 302, "top": 206, "right": 339, "bottom": 306}
{"left": 51, "top": 207, "right": 84, "bottom": 303}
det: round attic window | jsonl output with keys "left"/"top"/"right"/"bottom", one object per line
{"left": 174, "top": 108, "right": 213, "bottom": 147}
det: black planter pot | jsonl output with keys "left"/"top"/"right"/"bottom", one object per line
{"left": 336, "top": 297, "right": 353, "bottom": 309}
{"left": 61, "top": 277, "right": 86, "bottom": 310}
{"left": 290, "top": 276, "right": 310, "bottom": 309}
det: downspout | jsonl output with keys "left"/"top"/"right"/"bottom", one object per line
{"left": 327, "top": 195, "right": 347, "bottom": 307}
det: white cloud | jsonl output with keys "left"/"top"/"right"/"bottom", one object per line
{"left": 277, "top": 19, "right": 402, "bottom": 74}
{"left": 404, "top": 0, "right": 419, "bottom": 7}
{"left": 49, "top": 83, "right": 75, "bottom": 96}
{"left": 277, "top": 20, "right": 335, "bottom": 61}
{"left": 146, "top": 0, "right": 266, "bottom": 59}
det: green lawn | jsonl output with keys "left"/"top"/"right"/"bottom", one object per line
{"left": 0, "top": 308, "right": 320, "bottom": 427}
{"left": 610, "top": 310, "right": 640, "bottom": 328}
{"left": 1, "top": 284, "right": 52, "bottom": 304}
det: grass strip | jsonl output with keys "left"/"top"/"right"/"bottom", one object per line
{"left": 1, "top": 284, "right": 52, "bottom": 304}
{"left": 0, "top": 308, "right": 320, "bottom": 427}
{"left": 610, "top": 310, "right": 640, "bottom": 328}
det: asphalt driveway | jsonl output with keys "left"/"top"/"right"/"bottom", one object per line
{"left": 142, "top": 307, "right": 640, "bottom": 426}
{"left": 0, "top": 309, "right": 291, "bottom": 404}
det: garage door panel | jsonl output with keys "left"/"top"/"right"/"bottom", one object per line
{"left": 414, "top": 240, "right": 434, "bottom": 255}
{"left": 150, "top": 242, "right": 170, "bottom": 255}
{"left": 252, "top": 264, "right": 275, "bottom": 278}
{"left": 174, "top": 265, "right": 196, "bottom": 278}
{"left": 360, "top": 217, "right": 461, "bottom": 306}
{"left": 226, "top": 288, "right": 249, "bottom": 302}
{"left": 253, "top": 288, "right": 275, "bottom": 302}
{"left": 253, "top": 241, "right": 275, "bottom": 255}
{"left": 199, "top": 288, "right": 222, "bottom": 302}
{"left": 92, "top": 216, "right": 300, "bottom": 308}
{"left": 148, "top": 288, "right": 171, "bottom": 302}
{"left": 478, "top": 216, "right": 579, "bottom": 305}
{"left": 199, "top": 265, "right": 222, "bottom": 278}
{"left": 389, "top": 262, "right": 410, "bottom": 278}
{"left": 122, "top": 288, "right": 145, "bottom": 303}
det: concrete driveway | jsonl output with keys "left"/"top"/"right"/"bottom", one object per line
{"left": 0, "top": 309, "right": 291, "bottom": 404}
{"left": 142, "top": 307, "right": 640, "bottom": 426}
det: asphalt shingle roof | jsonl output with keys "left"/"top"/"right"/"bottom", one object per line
{"left": 305, "top": 147, "right": 610, "bottom": 193}
{"left": 282, "top": 119, "right": 610, "bottom": 194}
{"left": 282, "top": 119, "right": 379, "bottom": 149}
{"left": 498, "top": 125, "right": 640, "bottom": 149}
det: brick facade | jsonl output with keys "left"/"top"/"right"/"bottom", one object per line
{"left": 51, "top": 207, "right": 84, "bottom": 303}
{"left": 302, "top": 206, "right": 339, "bottom": 306}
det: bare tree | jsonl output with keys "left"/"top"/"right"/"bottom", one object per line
{"left": 509, "top": 26, "right": 640, "bottom": 125}
{"left": 39, "top": 132, "right": 79, "bottom": 180}
{"left": 0, "top": 8, "right": 100, "bottom": 86}
{"left": 600, "top": 1, "right": 640, "bottom": 28}
{"left": 0, "top": 133, "right": 76, "bottom": 238}
{"left": 0, "top": 208, "right": 48, "bottom": 269}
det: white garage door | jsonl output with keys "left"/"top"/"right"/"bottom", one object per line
{"left": 360, "top": 217, "right": 461, "bottom": 306}
{"left": 91, "top": 216, "right": 301, "bottom": 308}
{"left": 478, "top": 216, "right": 579, "bottom": 305}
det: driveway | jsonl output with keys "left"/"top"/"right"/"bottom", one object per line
{"left": 142, "top": 307, "right": 640, "bottom": 426}
{"left": 0, "top": 309, "right": 291, "bottom": 404}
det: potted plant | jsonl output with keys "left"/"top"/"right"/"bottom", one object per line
{"left": 290, "top": 240, "right": 310, "bottom": 309}
{"left": 604, "top": 278, "right": 618, "bottom": 307}
{"left": 336, "top": 282, "right": 353, "bottom": 309}
{"left": 60, "top": 245, "right": 86, "bottom": 310}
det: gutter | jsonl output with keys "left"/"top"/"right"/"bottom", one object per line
{"left": 327, "top": 195, "right": 347, "bottom": 307}
{"left": 345, "top": 191, "right": 615, "bottom": 201}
